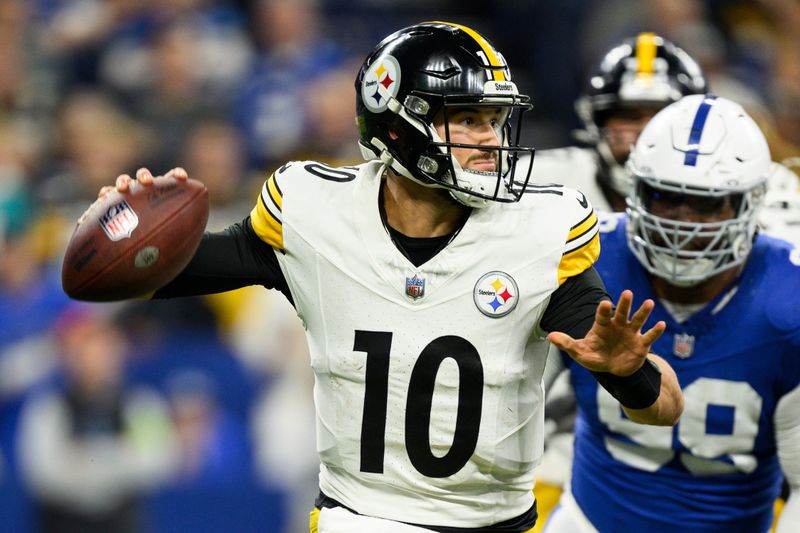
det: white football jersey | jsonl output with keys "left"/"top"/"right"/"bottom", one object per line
{"left": 249, "top": 160, "right": 599, "bottom": 528}
{"left": 525, "top": 148, "right": 611, "bottom": 212}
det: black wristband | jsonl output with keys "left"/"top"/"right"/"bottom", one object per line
{"left": 591, "top": 359, "right": 662, "bottom": 409}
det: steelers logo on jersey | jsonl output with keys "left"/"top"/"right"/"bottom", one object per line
{"left": 473, "top": 271, "right": 519, "bottom": 318}
{"left": 361, "top": 54, "right": 401, "bottom": 113}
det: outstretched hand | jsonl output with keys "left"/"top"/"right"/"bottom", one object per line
{"left": 548, "top": 290, "right": 666, "bottom": 376}
{"left": 98, "top": 167, "right": 189, "bottom": 199}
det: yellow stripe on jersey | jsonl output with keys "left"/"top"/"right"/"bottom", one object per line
{"left": 250, "top": 173, "right": 284, "bottom": 250}
{"left": 635, "top": 32, "right": 657, "bottom": 77}
{"left": 267, "top": 173, "right": 283, "bottom": 211}
{"left": 566, "top": 210, "right": 598, "bottom": 245}
{"left": 429, "top": 21, "right": 507, "bottom": 81}
{"left": 558, "top": 231, "right": 600, "bottom": 285}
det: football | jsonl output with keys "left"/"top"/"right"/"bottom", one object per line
{"left": 62, "top": 177, "right": 209, "bottom": 301}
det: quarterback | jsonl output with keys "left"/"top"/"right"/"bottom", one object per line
{"left": 544, "top": 95, "right": 800, "bottom": 533}
{"left": 100, "top": 23, "right": 682, "bottom": 532}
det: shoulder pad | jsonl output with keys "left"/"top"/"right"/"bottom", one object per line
{"left": 249, "top": 160, "right": 364, "bottom": 251}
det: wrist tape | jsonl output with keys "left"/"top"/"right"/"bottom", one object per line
{"left": 591, "top": 359, "right": 662, "bottom": 409}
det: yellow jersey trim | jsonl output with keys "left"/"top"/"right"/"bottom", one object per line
{"left": 567, "top": 211, "right": 598, "bottom": 244}
{"left": 558, "top": 231, "right": 600, "bottom": 285}
{"left": 250, "top": 173, "right": 284, "bottom": 250}
{"left": 267, "top": 174, "right": 283, "bottom": 212}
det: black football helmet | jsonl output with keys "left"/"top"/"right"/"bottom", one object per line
{"left": 355, "top": 22, "right": 534, "bottom": 208}
{"left": 576, "top": 32, "right": 708, "bottom": 197}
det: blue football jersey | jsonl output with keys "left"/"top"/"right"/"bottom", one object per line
{"left": 564, "top": 213, "right": 800, "bottom": 533}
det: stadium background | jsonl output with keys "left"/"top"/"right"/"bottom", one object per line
{"left": 0, "top": 0, "right": 797, "bottom": 531}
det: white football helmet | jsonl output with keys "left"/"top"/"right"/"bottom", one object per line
{"left": 626, "top": 94, "right": 771, "bottom": 286}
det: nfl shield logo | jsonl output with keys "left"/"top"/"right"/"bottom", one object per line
{"left": 673, "top": 333, "right": 695, "bottom": 358}
{"left": 99, "top": 200, "right": 139, "bottom": 241}
{"left": 405, "top": 275, "right": 425, "bottom": 300}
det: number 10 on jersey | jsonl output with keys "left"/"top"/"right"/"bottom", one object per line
{"left": 354, "top": 330, "right": 484, "bottom": 478}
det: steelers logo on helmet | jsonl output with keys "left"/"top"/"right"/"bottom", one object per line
{"left": 361, "top": 54, "right": 401, "bottom": 113}
{"left": 473, "top": 271, "right": 519, "bottom": 318}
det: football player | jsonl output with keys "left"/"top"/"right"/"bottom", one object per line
{"left": 531, "top": 32, "right": 708, "bottom": 212}
{"left": 532, "top": 34, "right": 799, "bottom": 532}
{"left": 98, "top": 22, "right": 683, "bottom": 532}
{"left": 543, "top": 95, "right": 800, "bottom": 533}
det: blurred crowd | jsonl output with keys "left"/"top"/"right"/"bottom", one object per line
{"left": 0, "top": 0, "right": 797, "bottom": 532}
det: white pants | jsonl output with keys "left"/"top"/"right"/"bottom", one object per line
{"left": 543, "top": 491, "right": 774, "bottom": 533}
{"left": 542, "top": 491, "right": 598, "bottom": 533}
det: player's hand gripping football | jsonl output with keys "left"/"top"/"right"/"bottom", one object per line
{"left": 98, "top": 167, "right": 189, "bottom": 198}
{"left": 548, "top": 290, "right": 666, "bottom": 377}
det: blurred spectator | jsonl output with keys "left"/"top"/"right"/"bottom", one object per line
{"left": 233, "top": 0, "right": 351, "bottom": 167}
{"left": 39, "top": 90, "right": 149, "bottom": 217}
{"left": 180, "top": 117, "right": 255, "bottom": 231}
{"left": 123, "top": 16, "right": 251, "bottom": 172}
{"left": 162, "top": 369, "right": 252, "bottom": 486}
{"left": 243, "top": 291, "right": 316, "bottom": 533}
{"left": 0, "top": 176, "right": 67, "bottom": 533}
{"left": 0, "top": 0, "right": 27, "bottom": 110}
{"left": 0, "top": 162, "right": 69, "bottom": 398}
{"left": 17, "top": 304, "right": 176, "bottom": 533}
{"left": 295, "top": 60, "right": 363, "bottom": 165}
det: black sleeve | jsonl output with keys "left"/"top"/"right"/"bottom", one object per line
{"left": 153, "top": 216, "right": 292, "bottom": 302}
{"left": 539, "top": 266, "right": 611, "bottom": 339}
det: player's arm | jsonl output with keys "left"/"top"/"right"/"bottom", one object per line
{"left": 541, "top": 268, "right": 682, "bottom": 426}
{"left": 106, "top": 167, "right": 290, "bottom": 299}
{"left": 775, "top": 383, "right": 800, "bottom": 533}
{"left": 152, "top": 217, "right": 290, "bottom": 300}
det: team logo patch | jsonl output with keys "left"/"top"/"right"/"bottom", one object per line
{"left": 99, "top": 200, "right": 138, "bottom": 241}
{"left": 405, "top": 274, "right": 425, "bottom": 300}
{"left": 362, "top": 54, "right": 401, "bottom": 113}
{"left": 473, "top": 271, "right": 518, "bottom": 318}
{"left": 673, "top": 332, "right": 695, "bottom": 358}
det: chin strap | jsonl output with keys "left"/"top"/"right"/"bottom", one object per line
{"left": 360, "top": 138, "right": 440, "bottom": 189}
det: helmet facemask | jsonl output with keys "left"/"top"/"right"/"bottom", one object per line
{"left": 426, "top": 93, "right": 534, "bottom": 207}
{"left": 624, "top": 94, "right": 772, "bottom": 287}
{"left": 627, "top": 176, "right": 766, "bottom": 287}
{"left": 362, "top": 89, "right": 535, "bottom": 208}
